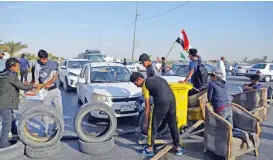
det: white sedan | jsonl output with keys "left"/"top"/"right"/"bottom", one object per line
{"left": 58, "top": 59, "right": 90, "bottom": 92}
{"left": 77, "top": 62, "right": 142, "bottom": 118}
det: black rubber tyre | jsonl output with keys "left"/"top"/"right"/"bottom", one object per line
{"left": 78, "top": 137, "right": 114, "bottom": 155}
{"left": 138, "top": 112, "right": 169, "bottom": 136}
{"left": 0, "top": 140, "right": 25, "bottom": 160}
{"left": 18, "top": 99, "right": 43, "bottom": 114}
{"left": 74, "top": 102, "right": 117, "bottom": 143}
{"left": 25, "top": 141, "right": 62, "bottom": 159}
{"left": 18, "top": 104, "right": 64, "bottom": 148}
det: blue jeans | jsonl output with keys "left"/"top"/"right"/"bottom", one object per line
{"left": 216, "top": 107, "right": 244, "bottom": 139}
{"left": 0, "top": 109, "right": 12, "bottom": 148}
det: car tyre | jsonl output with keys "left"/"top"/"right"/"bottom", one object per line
{"left": 25, "top": 141, "right": 62, "bottom": 159}
{"left": 74, "top": 102, "right": 117, "bottom": 143}
{"left": 139, "top": 112, "right": 169, "bottom": 136}
{"left": 0, "top": 140, "right": 25, "bottom": 160}
{"left": 265, "top": 76, "right": 271, "bottom": 83}
{"left": 18, "top": 104, "right": 64, "bottom": 148}
{"left": 78, "top": 137, "right": 114, "bottom": 155}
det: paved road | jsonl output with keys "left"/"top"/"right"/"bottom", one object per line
{"left": 17, "top": 75, "right": 273, "bottom": 160}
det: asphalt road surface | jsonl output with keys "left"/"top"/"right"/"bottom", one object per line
{"left": 16, "top": 75, "right": 273, "bottom": 160}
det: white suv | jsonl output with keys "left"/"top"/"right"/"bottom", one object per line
{"left": 58, "top": 59, "right": 91, "bottom": 91}
{"left": 245, "top": 63, "right": 273, "bottom": 82}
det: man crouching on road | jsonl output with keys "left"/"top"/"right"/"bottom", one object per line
{"left": 130, "top": 72, "right": 184, "bottom": 157}
{"left": 0, "top": 58, "right": 42, "bottom": 148}
{"left": 34, "top": 49, "right": 63, "bottom": 135}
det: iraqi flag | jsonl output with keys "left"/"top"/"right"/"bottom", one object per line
{"left": 175, "top": 29, "right": 191, "bottom": 52}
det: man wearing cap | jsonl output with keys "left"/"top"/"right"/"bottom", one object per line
{"left": 178, "top": 48, "right": 202, "bottom": 84}
{"left": 207, "top": 68, "right": 251, "bottom": 148}
{"left": 139, "top": 53, "right": 159, "bottom": 78}
{"left": 216, "top": 56, "right": 226, "bottom": 82}
{"left": 130, "top": 72, "right": 184, "bottom": 156}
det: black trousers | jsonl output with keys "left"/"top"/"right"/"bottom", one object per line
{"left": 20, "top": 69, "right": 28, "bottom": 82}
{"left": 147, "top": 99, "right": 180, "bottom": 147}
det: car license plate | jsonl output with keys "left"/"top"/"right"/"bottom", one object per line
{"left": 120, "top": 105, "right": 135, "bottom": 112}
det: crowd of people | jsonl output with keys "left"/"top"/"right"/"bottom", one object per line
{"left": 0, "top": 47, "right": 271, "bottom": 158}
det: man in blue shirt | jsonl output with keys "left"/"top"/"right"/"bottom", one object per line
{"left": 19, "top": 54, "right": 30, "bottom": 82}
{"left": 34, "top": 49, "right": 63, "bottom": 135}
{"left": 178, "top": 48, "right": 202, "bottom": 84}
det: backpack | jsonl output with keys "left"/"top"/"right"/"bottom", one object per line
{"left": 191, "top": 61, "right": 208, "bottom": 89}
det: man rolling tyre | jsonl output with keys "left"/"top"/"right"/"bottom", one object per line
{"left": 130, "top": 72, "right": 184, "bottom": 157}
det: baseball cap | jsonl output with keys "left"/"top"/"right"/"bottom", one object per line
{"left": 0, "top": 50, "right": 5, "bottom": 55}
{"left": 208, "top": 68, "right": 224, "bottom": 79}
{"left": 188, "top": 48, "right": 197, "bottom": 56}
{"left": 139, "top": 53, "right": 150, "bottom": 64}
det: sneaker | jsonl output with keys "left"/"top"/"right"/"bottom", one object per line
{"left": 176, "top": 146, "right": 185, "bottom": 156}
{"left": 139, "top": 145, "right": 154, "bottom": 157}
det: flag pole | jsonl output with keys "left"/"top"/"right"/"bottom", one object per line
{"left": 165, "top": 41, "right": 176, "bottom": 59}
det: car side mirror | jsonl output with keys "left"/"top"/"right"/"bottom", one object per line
{"left": 61, "top": 66, "right": 66, "bottom": 69}
{"left": 78, "top": 78, "right": 86, "bottom": 84}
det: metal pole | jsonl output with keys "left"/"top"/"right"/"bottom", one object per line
{"left": 165, "top": 41, "right": 176, "bottom": 59}
{"left": 131, "top": 1, "right": 138, "bottom": 61}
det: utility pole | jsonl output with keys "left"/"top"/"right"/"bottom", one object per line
{"left": 131, "top": 1, "right": 138, "bottom": 61}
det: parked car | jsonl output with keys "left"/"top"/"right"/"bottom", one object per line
{"left": 76, "top": 62, "right": 142, "bottom": 118}
{"left": 117, "top": 61, "right": 138, "bottom": 73}
{"left": 134, "top": 62, "right": 146, "bottom": 72}
{"left": 58, "top": 59, "right": 90, "bottom": 92}
{"left": 245, "top": 63, "right": 273, "bottom": 82}
{"left": 232, "top": 63, "right": 251, "bottom": 76}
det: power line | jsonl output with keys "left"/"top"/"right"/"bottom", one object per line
{"left": 103, "top": 21, "right": 135, "bottom": 42}
{"left": 132, "top": 1, "right": 139, "bottom": 61}
{"left": 139, "top": 1, "right": 190, "bottom": 21}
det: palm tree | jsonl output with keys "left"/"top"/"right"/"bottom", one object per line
{"left": 4, "top": 41, "right": 28, "bottom": 57}
{"left": 0, "top": 40, "right": 9, "bottom": 52}
{"left": 23, "top": 52, "right": 37, "bottom": 61}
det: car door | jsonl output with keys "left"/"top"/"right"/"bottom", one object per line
{"left": 78, "top": 66, "right": 87, "bottom": 102}
{"left": 83, "top": 66, "right": 93, "bottom": 103}
{"left": 269, "top": 65, "right": 273, "bottom": 79}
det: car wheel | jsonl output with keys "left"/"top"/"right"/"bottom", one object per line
{"left": 139, "top": 112, "right": 169, "bottom": 136}
{"left": 265, "top": 76, "right": 271, "bottom": 83}
{"left": 64, "top": 77, "right": 72, "bottom": 92}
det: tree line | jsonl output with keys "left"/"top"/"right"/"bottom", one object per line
{"left": 0, "top": 40, "right": 64, "bottom": 61}
{"left": 242, "top": 56, "right": 273, "bottom": 64}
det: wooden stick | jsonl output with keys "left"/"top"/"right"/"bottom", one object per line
{"left": 150, "top": 145, "right": 173, "bottom": 160}
{"left": 180, "top": 120, "right": 204, "bottom": 139}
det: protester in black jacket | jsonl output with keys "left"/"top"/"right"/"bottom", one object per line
{"left": 0, "top": 58, "right": 41, "bottom": 148}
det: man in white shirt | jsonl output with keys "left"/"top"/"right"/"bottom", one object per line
{"left": 216, "top": 57, "right": 226, "bottom": 82}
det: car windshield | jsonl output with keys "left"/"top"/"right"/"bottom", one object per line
{"left": 87, "top": 54, "right": 104, "bottom": 62}
{"left": 252, "top": 63, "right": 266, "bottom": 69}
{"left": 239, "top": 63, "right": 250, "bottom": 66}
{"left": 171, "top": 65, "right": 182, "bottom": 72}
{"left": 67, "top": 61, "right": 89, "bottom": 68}
{"left": 90, "top": 66, "right": 131, "bottom": 83}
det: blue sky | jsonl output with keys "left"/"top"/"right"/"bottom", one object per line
{"left": 0, "top": 1, "right": 272, "bottom": 61}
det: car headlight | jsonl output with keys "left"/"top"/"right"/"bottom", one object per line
{"left": 92, "top": 93, "right": 108, "bottom": 102}
{"left": 68, "top": 72, "right": 78, "bottom": 77}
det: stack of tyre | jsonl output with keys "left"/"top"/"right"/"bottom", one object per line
{"left": 74, "top": 102, "right": 117, "bottom": 155}
{"left": 18, "top": 103, "right": 64, "bottom": 159}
